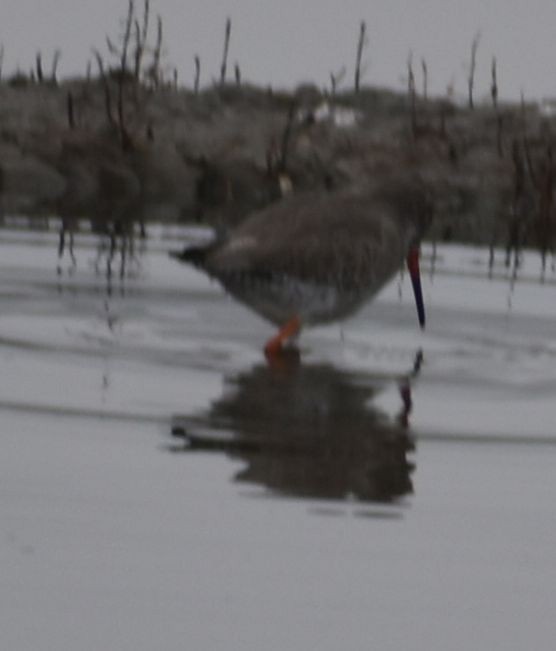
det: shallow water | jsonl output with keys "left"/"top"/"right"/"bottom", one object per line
{"left": 1, "top": 224, "right": 556, "bottom": 650}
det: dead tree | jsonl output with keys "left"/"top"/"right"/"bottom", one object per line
{"left": 523, "top": 140, "right": 555, "bottom": 278}
{"left": 421, "top": 58, "right": 428, "bottom": 101}
{"left": 51, "top": 49, "right": 61, "bottom": 84}
{"left": 506, "top": 139, "right": 528, "bottom": 270}
{"left": 93, "top": 50, "right": 115, "bottom": 125}
{"left": 278, "top": 100, "right": 297, "bottom": 174}
{"left": 489, "top": 138, "right": 525, "bottom": 274}
{"left": 330, "top": 65, "right": 346, "bottom": 110}
{"left": 149, "top": 14, "right": 163, "bottom": 88}
{"left": 220, "top": 18, "right": 231, "bottom": 86}
{"left": 495, "top": 114, "right": 504, "bottom": 158}
{"left": 521, "top": 94, "right": 536, "bottom": 189}
{"left": 536, "top": 144, "right": 554, "bottom": 278}
{"left": 490, "top": 56, "right": 498, "bottom": 109}
{"left": 194, "top": 55, "right": 200, "bottom": 93}
{"left": 234, "top": 62, "right": 241, "bottom": 86}
{"left": 103, "top": 0, "right": 135, "bottom": 145}
{"left": 467, "top": 32, "right": 480, "bottom": 109}
{"left": 67, "top": 92, "right": 75, "bottom": 129}
{"left": 0, "top": 44, "right": 4, "bottom": 81}
{"left": 438, "top": 101, "right": 450, "bottom": 139}
{"left": 133, "top": 20, "right": 143, "bottom": 82}
{"left": 117, "top": 0, "right": 134, "bottom": 145}
{"left": 407, "top": 54, "right": 417, "bottom": 135}
{"left": 36, "top": 52, "right": 44, "bottom": 83}
{"left": 354, "top": 21, "right": 367, "bottom": 93}
{"left": 491, "top": 57, "right": 503, "bottom": 156}
{"left": 133, "top": 0, "right": 150, "bottom": 83}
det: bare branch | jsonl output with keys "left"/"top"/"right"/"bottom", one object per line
{"left": 150, "top": 14, "right": 163, "bottom": 87}
{"left": 467, "top": 31, "right": 481, "bottom": 109}
{"left": 36, "top": 52, "right": 43, "bottom": 83}
{"left": 133, "top": 20, "right": 142, "bottom": 79}
{"left": 93, "top": 49, "right": 115, "bottom": 125}
{"left": 141, "top": 0, "right": 150, "bottom": 45}
{"left": 133, "top": 0, "right": 150, "bottom": 82}
{"left": 490, "top": 56, "right": 498, "bottom": 110}
{"left": 116, "top": 0, "right": 135, "bottom": 146}
{"left": 407, "top": 52, "right": 417, "bottom": 135}
{"left": 354, "top": 21, "right": 367, "bottom": 93}
{"left": 220, "top": 17, "right": 231, "bottom": 86}
{"left": 120, "top": 0, "right": 134, "bottom": 75}
{"left": 67, "top": 91, "right": 75, "bottom": 129}
{"left": 106, "top": 38, "right": 119, "bottom": 57}
{"left": 194, "top": 54, "right": 200, "bottom": 93}
{"left": 51, "top": 49, "right": 61, "bottom": 84}
{"left": 421, "top": 58, "right": 428, "bottom": 101}
{"left": 330, "top": 65, "right": 346, "bottom": 98}
{"left": 279, "top": 100, "right": 297, "bottom": 173}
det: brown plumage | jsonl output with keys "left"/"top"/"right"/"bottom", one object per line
{"left": 172, "top": 179, "right": 432, "bottom": 354}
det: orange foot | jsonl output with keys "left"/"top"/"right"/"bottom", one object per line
{"left": 264, "top": 316, "right": 302, "bottom": 360}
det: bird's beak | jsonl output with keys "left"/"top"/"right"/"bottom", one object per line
{"left": 406, "top": 246, "right": 425, "bottom": 329}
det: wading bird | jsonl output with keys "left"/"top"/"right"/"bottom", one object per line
{"left": 171, "top": 178, "right": 432, "bottom": 357}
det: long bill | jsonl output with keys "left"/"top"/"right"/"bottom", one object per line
{"left": 406, "top": 246, "right": 426, "bottom": 329}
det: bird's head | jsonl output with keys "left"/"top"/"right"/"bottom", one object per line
{"left": 373, "top": 176, "right": 433, "bottom": 329}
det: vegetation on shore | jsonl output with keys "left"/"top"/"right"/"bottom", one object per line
{"left": 0, "top": 0, "right": 555, "bottom": 272}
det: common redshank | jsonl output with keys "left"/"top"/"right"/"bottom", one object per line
{"left": 171, "top": 179, "right": 431, "bottom": 356}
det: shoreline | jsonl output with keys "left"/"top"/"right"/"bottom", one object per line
{"left": 1, "top": 76, "right": 554, "bottom": 253}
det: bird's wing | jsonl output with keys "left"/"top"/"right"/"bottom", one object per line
{"left": 205, "top": 192, "right": 408, "bottom": 287}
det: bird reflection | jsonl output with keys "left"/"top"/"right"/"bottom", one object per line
{"left": 171, "top": 352, "right": 422, "bottom": 504}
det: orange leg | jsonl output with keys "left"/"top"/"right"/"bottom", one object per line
{"left": 264, "top": 316, "right": 302, "bottom": 358}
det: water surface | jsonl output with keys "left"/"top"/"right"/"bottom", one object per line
{"left": 1, "top": 223, "right": 556, "bottom": 650}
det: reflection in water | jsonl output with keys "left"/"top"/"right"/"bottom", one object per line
{"left": 171, "top": 353, "right": 422, "bottom": 504}
{"left": 56, "top": 219, "right": 146, "bottom": 290}
{"left": 55, "top": 232, "right": 147, "bottom": 305}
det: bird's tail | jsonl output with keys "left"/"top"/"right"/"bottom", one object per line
{"left": 169, "top": 245, "right": 210, "bottom": 268}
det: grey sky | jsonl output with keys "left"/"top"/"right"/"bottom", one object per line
{"left": 1, "top": 0, "right": 555, "bottom": 101}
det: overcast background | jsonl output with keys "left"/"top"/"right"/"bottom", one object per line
{"left": 1, "top": 0, "right": 555, "bottom": 101}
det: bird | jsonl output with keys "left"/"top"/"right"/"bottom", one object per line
{"left": 171, "top": 177, "right": 432, "bottom": 357}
